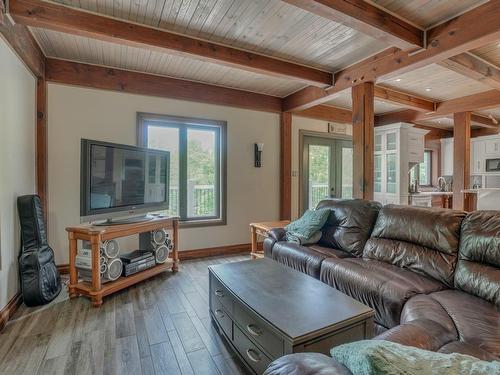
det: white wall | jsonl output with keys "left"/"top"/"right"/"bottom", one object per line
{"left": 0, "top": 38, "right": 36, "bottom": 310}
{"left": 47, "top": 84, "right": 280, "bottom": 264}
{"left": 291, "top": 115, "right": 352, "bottom": 219}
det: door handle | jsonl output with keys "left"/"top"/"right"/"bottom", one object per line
{"left": 214, "top": 309, "right": 225, "bottom": 318}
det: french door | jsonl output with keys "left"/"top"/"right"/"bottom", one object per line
{"left": 301, "top": 135, "right": 353, "bottom": 213}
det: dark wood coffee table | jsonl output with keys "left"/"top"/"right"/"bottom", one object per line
{"left": 209, "top": 258, "right": 374, "bottom": 375}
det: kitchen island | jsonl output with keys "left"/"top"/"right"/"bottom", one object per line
{"left": 408, "top": 191, "right": 453, "bottom": 208}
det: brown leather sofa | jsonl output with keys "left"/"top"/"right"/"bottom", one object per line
{"left": 263, "top": 200, "right": 500, "bottom": 374}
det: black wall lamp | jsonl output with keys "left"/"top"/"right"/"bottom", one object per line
{"left": 254, "top": 143, "right": 264, "bottom": 167}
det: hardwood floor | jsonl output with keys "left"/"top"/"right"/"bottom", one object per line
{"left": 0, "top": 255, "right": 251, "bottom": 375}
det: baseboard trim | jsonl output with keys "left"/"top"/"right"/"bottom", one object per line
{"left": 56, "top": 242, "right": 260, "bottom": 272}
{"left": 0, "top": 292, "right": 23, "bottom": 332}
{"left": 179, "top": 243, "right": 253, "bottom": 260}
{"left": 57, "top": 264, "right": 70, "bottom": 274}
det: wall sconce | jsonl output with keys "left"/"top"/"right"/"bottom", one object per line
{"left": 254, "top": 143, "right": 264, "bottom": 167}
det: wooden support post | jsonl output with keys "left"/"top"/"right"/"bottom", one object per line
{"left": 352, "top": 82, "right": 375, "bottom": 200}
{"left": 453, "top": 112, "right": 471, "bottom": 211}
{"left": 280, "top": 112, "right": 292, "bottom": 220}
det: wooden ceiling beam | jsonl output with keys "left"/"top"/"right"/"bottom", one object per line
{"left": 438, "top": 52, "right": 500, "bottom": 90}
{"left": 45, "top": 59, "right": 283, "bottom": 113}
{"left": 284, "top": 1, "right": 500, "bottom": 111}
{"left": 374, "top": 86, "right": 435, "bottom": 112}
{"left": 295, "top": 104, "right": 352, "bottom": 123}
{"left": 282, "top": 0, "right": 424, "bottom": 49}
{"left": 9, "top": 0, "right": 332, "bottom": 86}
{"left": 471, "top": 113, "right": 500, "bottom": 129}
{"left": 375, "top": 90, "right": 500, "bottom": 126}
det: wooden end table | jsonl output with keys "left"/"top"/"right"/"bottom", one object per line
{"left": 249, "top": 221, "right": 290, "bottom": 259}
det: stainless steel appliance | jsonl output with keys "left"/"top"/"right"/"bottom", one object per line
{"left": 485, "top": 158, "right": 500, "bottom": 172}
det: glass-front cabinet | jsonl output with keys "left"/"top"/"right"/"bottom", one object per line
{"left": 374, "top": 124, "right": 428, "bottom": 205}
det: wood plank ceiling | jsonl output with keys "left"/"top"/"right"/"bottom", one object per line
{"left": 21, "top": 0, "right": 500, "bottom": 122}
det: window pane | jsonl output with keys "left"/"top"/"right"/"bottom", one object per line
{"left": 308, "top": 145, "right": 330, "bottom": 209}
{"left": 374, "top": 155, "right": 382, "bottom": 193}
{"left": 147, "top": 125, "right": 179, "bottom": 217}
{"left": 386, "top": 154, "right": 397, "bottom": 194}
{"left": 187, "top": 128, "right": 217, "bottom": 218}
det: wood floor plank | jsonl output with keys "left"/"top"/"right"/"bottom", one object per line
{"left": 115, "top": 303, "right": 136, "bottom": 339}
{"left": 114, "top": 335, "right": 142, "bottom": 375}
{"left": 172, "top": 312, "right": 205, "bottom": 353}
{"left": 140, "top": 356, "right": 155, "bottom": 375}
{"left": 37, "top": 355, "right": 68, "bottom": 375}
{"left": 143, "top": 305, "right": 169, "bottom": 345}
{"left": 150, "top": 339, "right": 182, "bottom": 375}
{"left": 167, "top": 327, "right": 195, "bottom": 375}
{"left": 186, "top": 348, "right": 221, "bottom": 375}
{"left": 0, "top": 256, "right": 252, "bottom": 375}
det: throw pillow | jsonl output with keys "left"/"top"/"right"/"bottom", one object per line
{"left": 285, "top": 208, "right": 330, "bottom": 243}
{"left": 331, "top": 340, "right": 500, "bottom": 375}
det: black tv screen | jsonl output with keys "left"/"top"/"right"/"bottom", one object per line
{"left": 80, "top": 139, "right": 170, "bottom": 218}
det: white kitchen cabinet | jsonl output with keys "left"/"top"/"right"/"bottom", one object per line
{"left": 471, "top": 139, "right": 484, "bottom": 174}
{"left": 484, "top": 138, "right": 500, "bottom": 156}
{"left": 374, "top": 123, "right": 428, "bottom": 205}
{"left": 441, "top": 138, "right": 454, "bottom": 176}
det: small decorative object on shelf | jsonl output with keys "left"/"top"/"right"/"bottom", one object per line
{"left": 66, "top": 216, "right": 179, "bottom": 307}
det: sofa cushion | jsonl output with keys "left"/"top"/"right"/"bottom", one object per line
{"left": 455, "top": 210, "right": 500, "bottom": 305}
{"left": 363, "top": 205, "right": 466, "bottom": 287}
{"left": 320, "top": 258, "right": 447, "bottom": 328}
{"left": 438, "top": 342, "right": 499, "bottom": 361}
{"left": 271, "top": 242, "right": 351, "bottom": 279}
{"left": 400, "top": 290, "right": 500, "bottom": 360}
{"left": 316, "top": 199, "right": 381, "bottom": 257}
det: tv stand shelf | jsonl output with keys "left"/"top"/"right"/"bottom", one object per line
{"left": 66, "top": 216, "right": 179, "bottom": 307}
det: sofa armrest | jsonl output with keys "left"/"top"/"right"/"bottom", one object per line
{"left": 374, "top": 319, "right": 457, "bottom": 352}
{"left": 264, "top": 353, "right": 351, "bottom": 375}
{"left": 268, "top": 228, "right": 286, "bottom": 241}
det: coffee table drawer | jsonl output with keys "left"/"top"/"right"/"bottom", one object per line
{"left": 210, "top": 274, "right": 233, "bottom": 315}
{"left": 234, "top": 325, "right": 272, "bottom": 375}
{"left": 234, "top": 301, "right": 283, "bottom": 358}
{"left": 211, "top": 294, "right": 232, "bottom": 339}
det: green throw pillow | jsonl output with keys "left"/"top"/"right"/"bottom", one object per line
{"left": 331, "top": 340, "right": 500, "bottom": 375}
{"left": 285, "top": 208, "right": 330, "bottom": 242}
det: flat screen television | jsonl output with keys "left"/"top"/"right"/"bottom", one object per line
{"left": 80, "top": 139, "right": 170, "bottom": 223}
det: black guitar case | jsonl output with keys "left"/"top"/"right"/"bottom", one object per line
{"left": 17, "top": 195, "right": 61, "bottom": 306}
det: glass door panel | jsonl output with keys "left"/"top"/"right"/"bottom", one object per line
{"left": 374, "top": 154, "right": 382, "bottom": 193}
{"left": 301, "top": 136, "right": 353, "bottom": 213}
{"left": 386, "top": 132, "right": 397, "bottom": 151}
{"left": 308, "top": 144, "right": 331, "bottom": 209}
{"left": 338, "top": 142, "right": 353, "bottom": 199}
{"left": 375, "top": 134, "right": 382, "bottom": 152}
{"left": 386, "top": 153, "right": 397, "bottom": 194}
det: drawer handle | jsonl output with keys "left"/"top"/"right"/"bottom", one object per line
{"left": 246, "top": 349, "right": 262, "bottom": 363}
{"left": 215, "top": 309, "right": 225, "bottom": 318}
{"left": 246, "top": 324, "right": 262, "bottom": 337}
{"left": 214, "top": 290, "right": 224, "bottom": 298}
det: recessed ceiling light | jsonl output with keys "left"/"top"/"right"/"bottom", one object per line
{"left": 395, "top": 78, "right": 402, "bottom": 82}
{"left": 425, "top": 88, "right": 432, "bottom": 92}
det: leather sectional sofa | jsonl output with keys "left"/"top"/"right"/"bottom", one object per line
{"left": 263, "top": 199, "right": 499, "bottom": 374}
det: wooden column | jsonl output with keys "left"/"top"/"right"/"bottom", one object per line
{"left": 36, "top": 77, "right": 48, "bottom": 221}
{"left": 280, "top": 112, "right": 292, "bottom": 220}
{"left": 352, "top": 82, "right": 375, "bottom": 200}
{"left": 453, "top": 112, "right": 471, "bottom": 210}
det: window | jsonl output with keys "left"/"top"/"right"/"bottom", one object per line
{"left": 138, "top": 113, "right": 227, "bottom": 226}
{"left": 410, "top": 150, "right": 432, "bottom": 186}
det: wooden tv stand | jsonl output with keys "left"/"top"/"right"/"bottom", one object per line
{"left": 66, "top": 216, "right": 179, "bottom": 307}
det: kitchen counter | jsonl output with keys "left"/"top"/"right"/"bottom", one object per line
{"left": 409, "top": 191, "right": 453, "bottom": 196}
{"left": 461, "top": 188, "right": 500, "bottom": 193}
